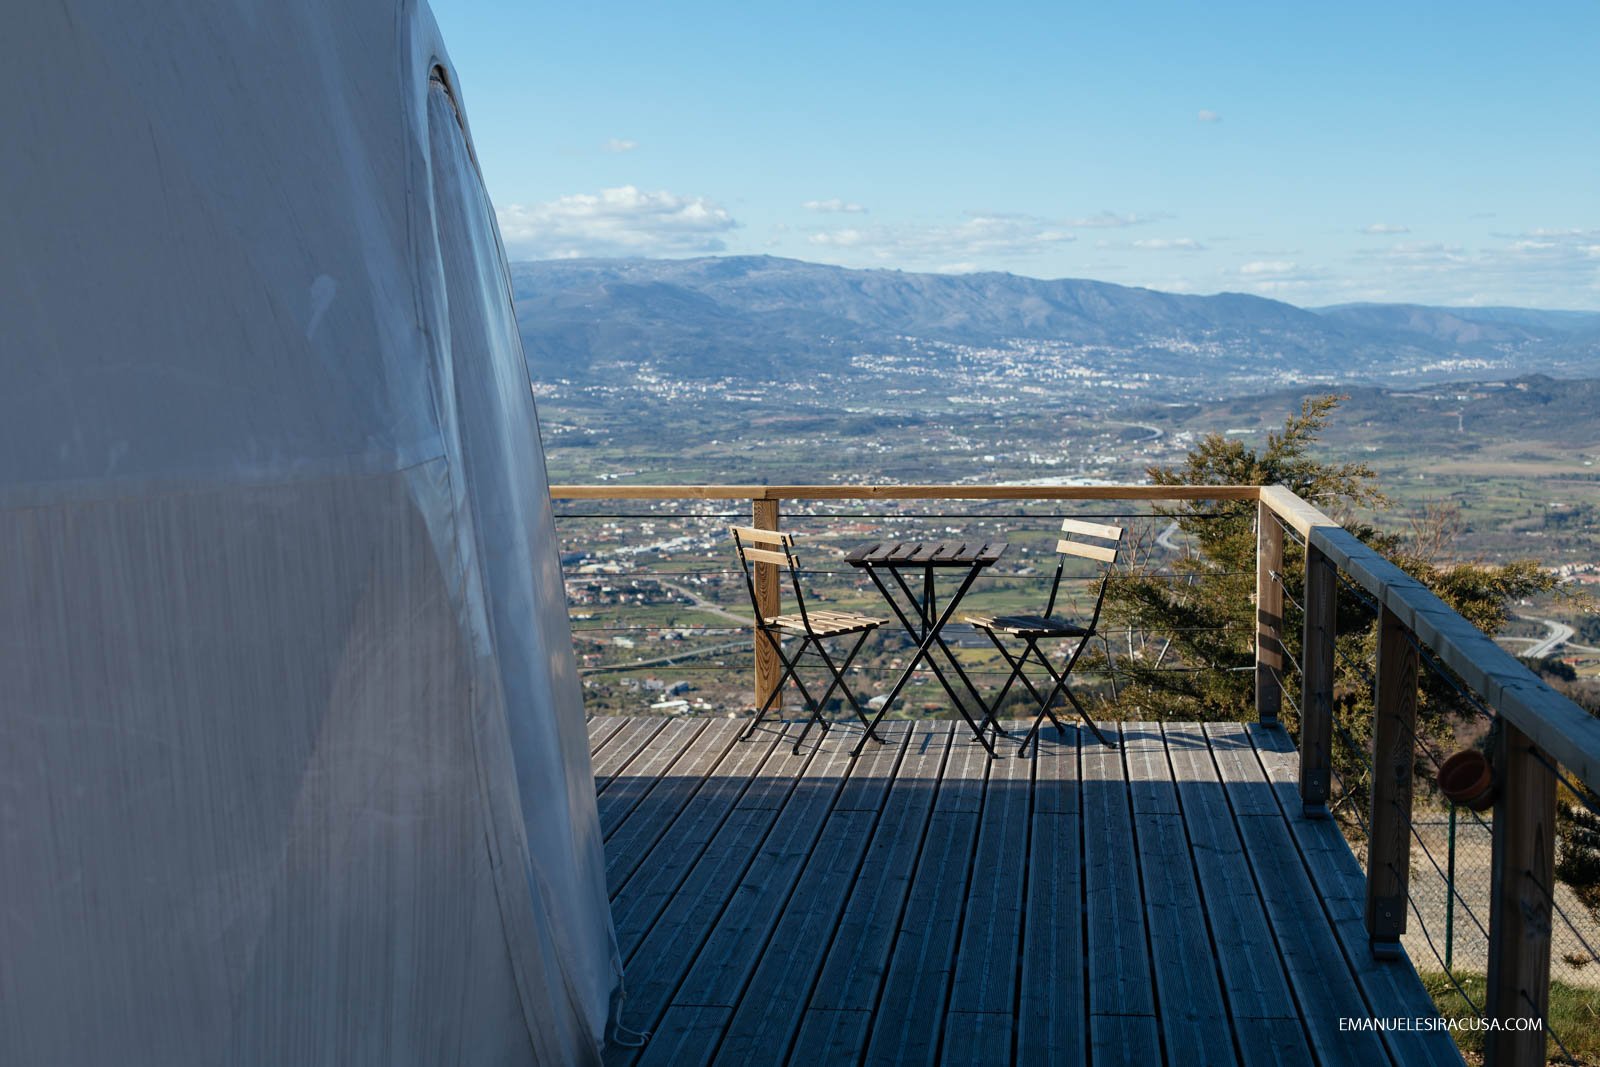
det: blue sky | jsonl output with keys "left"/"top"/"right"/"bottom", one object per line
{"left": 431, "top": 1, "right": 1599, "bottom": 308}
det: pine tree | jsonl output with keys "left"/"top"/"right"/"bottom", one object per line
{"left": 1104, "top": 395, "right": 1559, "bottom": 821}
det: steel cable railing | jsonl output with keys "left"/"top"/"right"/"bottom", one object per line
{"left": 1310, "top": 558, "right": 1598, "bottom": 1062}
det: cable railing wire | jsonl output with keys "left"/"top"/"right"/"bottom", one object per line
{"left": 1333, "top": 566, "right": 1382, "bottom": 616}
{"left": 1395, "top": 800, "right": 1493, "bottom": 945}
{"left": 1337, "top": 628, "right": 1600, "bottom": 993}
{"left": 580, "top": 662, "right": 1244, "bottom": 678}
{"left": 1403, "top": 628, "right": 1498, "bottom": 725}
{"left": 554, "top": 509, "right": 1238, "bottom": 521}
{"left": 562, "top": 567, "right": 1257, "bottom": 580}
{"left": 1268, "top": 510, "right": 1306, "bottom": 548}
{"left": 1268, "top": 570, "right": 1305, "bottom": 616}
{"left": 1365, "top": 675, "right": 1600, "bottom": 983}
{"left": 571, "top": 622, "right": 1252, "bottom": 637}
{"left": 1529, "top": 744, "right": 1600, "bottom": 825}
{"left": 1404, "top": 888, "right": 1484, "bottom": 1017}
{"left": 1520, "top": 986, "right": 1578, "bottom": 1067}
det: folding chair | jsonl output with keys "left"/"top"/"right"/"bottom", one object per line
{"left": 964, "top": 518, "right": 1123, "bottom": 755}
{"left": 731, "top": 526, "right": 887, "bottom": 753}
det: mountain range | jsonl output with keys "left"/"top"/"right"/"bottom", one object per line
{"left": 509, "top": 255, "right": 1600, "bottom": 389}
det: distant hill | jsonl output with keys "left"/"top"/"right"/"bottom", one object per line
{"left": 1312, "top": 303, "right": 1600, "bottom": 346}
{"left": 510, "top": 255, "right": 1600, "bottom": 390}
{"left": 1137, "top": 373, "right": 1600, "bottom": 446}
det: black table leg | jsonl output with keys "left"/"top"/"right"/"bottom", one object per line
{"left": 851, "top": 562, "right": 997, "bottom": 758}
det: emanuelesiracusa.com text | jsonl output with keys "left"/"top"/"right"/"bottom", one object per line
{"left": 1340, "top": 1018, "right": 1542, "bottom": 1032}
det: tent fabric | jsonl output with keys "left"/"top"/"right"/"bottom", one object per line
{"left": 0, "top": 3, "right": 620, "bottom": 1064}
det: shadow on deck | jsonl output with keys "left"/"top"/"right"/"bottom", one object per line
{"left": 589, "top": 715, "right": 1463, "bottom": 1067}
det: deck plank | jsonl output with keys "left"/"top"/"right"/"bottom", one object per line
{"left": 635, "top": 1006, "right": 730, "bottom": 1067}
{"left": 593, "top": 717, "right": 671, "bottom": 793}
{"left": 589, "top": 714, "right": 629, "bottom": 752}
{"left": 1205, "top": 722, "right": 1389, "bottom": 1067}
{"left": 947, "top": 747, "right": 1030, "bottom": 1017}
{"left": 610, "top": 731, "right": 846, "bottom": 1066}
{"left": 1089, "top": 1013, "right": 1162, "bottom": 1064}
{"left": 1161, "top": 723, "right": 1311, "bottom": 1067}
{"left": 711, "top": 724, "right": 911, "bottom": 1067}
{"left": 1245, "top": 724, "right": 1463, "bottom": 1067}
{"left": 670, "top": 738, "right": 859, "bottom": 1008}
{"left": 608, "top": 727, "right": 786, "bottom": 944}
{"left": 808, "top": 723, "right": 951, "bottom": 1018}
{"left": 1018, "top": 730, "right": 1084, "bottom": 1066}
{"left": 1123, "top": 720, "right": 1180, "bottom": 816}
{"left": 610, "top": 727, "right": 798, "bottom": 962}
{"left": 1123, "top": 723, "right": 1237, "bottom": 1066}
{"left": 604, "top": 719, "right": 741, "bottom": 888}
{"left": 939, "top": 1011, "right": 1012, "bottom": 1066}
{"left": 1083, "top": 725, "right": 1154, "bottom": 1021}
{"left": 789, "top": 1009, "right": 872, "bottom": 1064}
{"left": 861, "top": 734, "right": 992, "bottom": 1067}
{"left": 599, "top": 718, "right": 718, "bottom": 838}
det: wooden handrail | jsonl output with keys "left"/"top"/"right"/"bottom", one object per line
{"left": 1256, "top": 485, "right": 1600, "bottom": 794}
{"left": 1254, "top": 483, "right": 1579, "bottom": 1062}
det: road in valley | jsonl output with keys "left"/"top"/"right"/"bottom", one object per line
{"left": 1520, "top": 617, "right": 1575, "bottom": 660}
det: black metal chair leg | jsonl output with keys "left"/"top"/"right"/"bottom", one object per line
{"left": 1028, "top": 651, "right": 1115, "bottom": 749}
{"left": 982, "top": 634, "right": 1027, "bottom": 720}
{"left": 1062, "top": 685, "right": 1117, "bottom": 748}
{"left": 1015, "top": 640, "right": 1082, "bottom": 756}
{"left": 1018, "top": 710, "right": 1050, "bottom": 758}
{"left": 993, "top": 635, "right": 1068, "bottom": 735}
{"left": 787, "top": 644, "right": 833, "bottom": 754}
{"left": 1022, "top": 642, "right": 1069, "bottom": 734}
{"left": 741, "top": 628, "right": 799, "bottom": 740}
{"left": 818, "top": 632, "right": 886, "bottom": 744}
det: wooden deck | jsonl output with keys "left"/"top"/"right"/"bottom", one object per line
{"left": 589, "top": 715, "right": 1464, "bottom": 1067}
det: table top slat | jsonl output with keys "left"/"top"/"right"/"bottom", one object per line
{"left": 845, "top": 538, "right": 1008, "bottom": 568}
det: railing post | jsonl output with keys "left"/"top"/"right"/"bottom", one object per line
{"left": 1255, "top": 500, "right": 1283, "bottom": 728}
{"left": 1299, "top": 540, "right": 1335, "bottom": 818}
{"left": 752, "top": 496, "right": 782, "bottom": 712}
{"left": 1366, "top": 605, "right": 1417, "bottom": 958}
{"left": 1485, "top": 721, "right": 1555, "bottom": 1067}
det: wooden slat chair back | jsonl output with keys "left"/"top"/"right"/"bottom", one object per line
{"left": 729, "top": 527, "right": 885, "bottom": 753}
{"left": 1041, "top": 517, "right": 1125, "bottom": 623}
{"left": 964, "top": 517, "right": 1124, "bottom": 753}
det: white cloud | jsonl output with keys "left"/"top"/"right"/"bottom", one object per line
{"left": 1332, "top": 229, "right": 1600, "bottom": 305}
{"left": 810, "top": 227, "right": 866, "bottom": 248}
{"left": 1519, "top": 226, "right": 1600, "bottom": 241}
{"left": 1361, "top": 223, "right": 1410, "bottom": 235}
{"left": 1356, "top": 242, "right": 1466, "bottom": 264}
{"left": 1066, "top": 211, "right": 1158, "bottom": 228}
{"left": 807, "top": 212, "right": 1076, "bottom": 263}
{"left": 1197, "top": 109, "right": 1222, "bottom": 123}
{"left": 1239, "top": 260, "right": 1298, "bottom": 276}
{"left": 1132, "top": 237, "right": 1205, "bottom": 251}
{"left": 802, "top": 198, "right": 868, "bottom": 214}
{"left": 1230, "top": 260, "right": 1335, "bottom": 294}
{"left": 603, "top": 138, "right": 639, "bottom": 153}
{"left": 496, "top": 186, "right": 738, "bottom": 258}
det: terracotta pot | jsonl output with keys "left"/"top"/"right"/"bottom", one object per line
{"left": 1438, "top": 749, "right": 1496, "bottom": 812}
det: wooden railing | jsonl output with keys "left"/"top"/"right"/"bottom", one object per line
{"left": 551, "top": 482, "right": 1600, "bottom": 1066}
{"left": 1257, "top": 484, "right": 1599, "bottom": 1067}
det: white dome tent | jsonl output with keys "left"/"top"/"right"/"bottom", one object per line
{"left": 0, "top": 3, "right": 620, "bottom": 1064}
